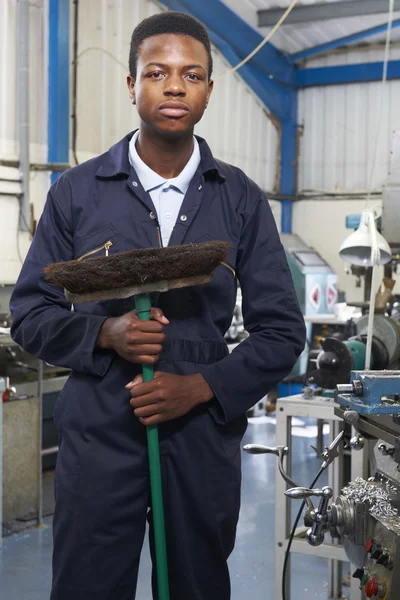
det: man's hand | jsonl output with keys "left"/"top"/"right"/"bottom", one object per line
{"left": 126, "top": 372, "right": 214, "bottom": 426}
{"left": 97, "top": 308, "right": 169, "bottom": 365}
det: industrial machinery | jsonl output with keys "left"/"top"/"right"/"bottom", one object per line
{"left": 308, "top": 315, "right": 400, "bottom": 391}
{"left": 281, "top": 234, "right": 339, "bottom": 377}
{"left": 295, "top": 376, "right": 400, "bottom": 599}
{"left": 245, "top": 375, "right": 400, "bottom": 599}
{"left": 0, "top": 294, "right": 69, "bottom": 472}
{"left": 282, "top": 234, "right": 338, "bottom": 318}
{"left": 245, "top": 132, "right": 400, "bottom": 599}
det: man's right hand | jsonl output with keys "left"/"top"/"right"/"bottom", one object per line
{"left": 96, "top": 308, "right": 169, "bottom": 365}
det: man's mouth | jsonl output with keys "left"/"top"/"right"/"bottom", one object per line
{"left": 159, "top": 101, "right": 189, "bottom": 118}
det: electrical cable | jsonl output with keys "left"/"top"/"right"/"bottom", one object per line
{"left": 214, "top": 0, "right": 298, "bottom": 81}
{"left": 281, "top": 466, "right": 325, "bottom": 600}
{"left": 362, "top": 0, "right": 395, "bottom": 370}
{"left": 75, "top": 46, "right": 127, "bottom": 71}
{"left": 365, "top": 0, "right": 395, "bottom": 208}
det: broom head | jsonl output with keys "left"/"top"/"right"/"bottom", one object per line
{"left": 45, "top": 241, "right": 230, "bottom": 302}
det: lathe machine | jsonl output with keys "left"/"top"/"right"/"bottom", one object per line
{"left": 246, "top": 371, "right": 400, "bottom": 600}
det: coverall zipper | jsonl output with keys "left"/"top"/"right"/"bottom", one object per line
{"left": 77, "top": 240, "right": 113, "bottom": 261}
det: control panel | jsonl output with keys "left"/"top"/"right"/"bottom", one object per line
{"left": 352, "top": 520, "right": 400, "bottom": 599}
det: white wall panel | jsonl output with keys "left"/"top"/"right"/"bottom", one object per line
{"left": 0, "top": 0, "right": 48, "bottom": 161}
{"left": 75, "top": 0, "right": 279, "bottom": 192}
{"left": 0, "top": 0, "right": 17, "bottom": 159}
{"left": 299, "top": 48, "right": 400, "bottom": 193}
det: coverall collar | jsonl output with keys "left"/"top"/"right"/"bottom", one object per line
{"left": 95, "top": 131, "right": 226, "bottom": 182}
{"left": 128, "top": 130, "right": 201, "bottom": 194}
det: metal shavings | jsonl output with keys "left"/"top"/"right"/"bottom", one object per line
{"left": 342, "top": 478, "right": 398, "bottom": 519}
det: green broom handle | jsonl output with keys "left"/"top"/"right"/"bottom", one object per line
{"left": 135, "top": 293, "right": 170, "bottom": 600}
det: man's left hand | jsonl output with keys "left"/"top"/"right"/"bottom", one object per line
{"left": 126, "top": 372, "right": 214, "bottom": 426}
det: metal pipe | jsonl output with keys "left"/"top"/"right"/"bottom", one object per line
{"left": 17, "top": 0, "right": 30, "bottom": 231}
{"left": 29, "top": 162, "right": 70, "bottom": 172}
{"left": 41, "top": 446, "right": 59, "bottom": 456}
{"left": 0, "top": 159, "right": 70, "bottom": 171}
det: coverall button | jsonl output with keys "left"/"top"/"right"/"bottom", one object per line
{"left": 180, "top": 215, "right": 187, "bottom": 222}
{"left": 132, "top": 181, "right": 138, "bottom": 187}
{"left": 149, "top": 212, "right": 156, "bottom": 220}
{"left": 198, "top": 184, "right": 202, "bottom": 191}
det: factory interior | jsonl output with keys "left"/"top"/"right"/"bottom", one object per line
{"left": 2, "top": 0, "right": 400, "bottom": 599}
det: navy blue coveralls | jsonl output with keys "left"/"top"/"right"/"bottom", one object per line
{"left": 10, "top": 133, "right": 306, "bottom": 600}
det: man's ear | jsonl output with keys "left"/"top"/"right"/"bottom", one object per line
{"left": 206, "top": 79, "right": 214, "bottom": 108}
{"left": 127, "top": 75, "right": 136, "bottom": 104}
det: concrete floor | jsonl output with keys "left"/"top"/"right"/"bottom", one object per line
{"left": 0, "top": 417, "right": 350, "bottom": 599}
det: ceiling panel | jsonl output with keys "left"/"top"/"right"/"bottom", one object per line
{"left": 222, "top": 0, "right": 400, "bottom": 56}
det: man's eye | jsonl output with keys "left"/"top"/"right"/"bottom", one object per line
{"left": 150, "top": 72, "right": 164, "bottom": 79}
{"left": 187, "top": 74, "right": 200, "bottom": 81}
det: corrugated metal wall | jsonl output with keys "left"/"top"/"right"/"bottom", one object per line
{"left": 75, "top": 0, "right": 279, "bottom": 193}
{"left": 298, "top": 47, "right": 400, "bottom": 193}
{"left": 0, "top": 1, "right": 49, "bottom": 285}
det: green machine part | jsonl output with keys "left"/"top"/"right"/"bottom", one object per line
{"left": 345, "top": 339, "right": 366, "bottom": 371}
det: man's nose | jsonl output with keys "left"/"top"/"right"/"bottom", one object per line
{"left": 164, "top": 74, "right": 185, "bottom": 95}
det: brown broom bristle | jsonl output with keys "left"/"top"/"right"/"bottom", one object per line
{"left": 45, "top": 241, "right": 230, "bottom": 295}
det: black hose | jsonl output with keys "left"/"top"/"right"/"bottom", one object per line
{"left": 71, "top": 0, "right": 79, "bottom": 165}
{"left": 282, "top": 466, "right": 325, "bottom": 600}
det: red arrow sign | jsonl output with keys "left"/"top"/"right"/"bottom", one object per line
{"left": 326, "top": 284, "right": 338, "bottom": 310}
{"left": 309, "top": 284, "right": 321, "bottom": 310}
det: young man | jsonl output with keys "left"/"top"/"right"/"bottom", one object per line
{"left": 10, "top": 11, "right": 305, "bottom": 600}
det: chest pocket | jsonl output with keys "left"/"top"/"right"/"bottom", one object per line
{"left": 193, "top": 233, "right": 237, "bottom": 279}
{"left": 74, "top": 224, "right": 123, "bottom": 261}
{"left": 73, "top": 224, "right": 136, "bottom": 317}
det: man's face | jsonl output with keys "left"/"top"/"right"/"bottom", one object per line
{"left": 127, "top": 34, "right": 213, "bottom": 137}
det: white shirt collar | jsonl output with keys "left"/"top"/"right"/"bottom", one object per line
{"left": 128, "top": 130, "right": 201, "bottom": 194}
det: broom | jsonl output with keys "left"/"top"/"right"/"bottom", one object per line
{"left": 45, "top": 240, "right": 230, "bottom": 600}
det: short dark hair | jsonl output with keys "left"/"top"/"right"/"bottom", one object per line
{"left": 129, "top": 11, "right": 213, "bottom": 80}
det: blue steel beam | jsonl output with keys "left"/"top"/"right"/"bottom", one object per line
{"left": 48, "top": 0, "right": 70, "bottom": 184}
{"left": 280, "top": 91, "right": 298, "bottom": 234}
{"left": 290, "top": 19, "right": 400, "bottom": 63}
{"left": 296, "top": 61, "right": 400, "bottom": 87}
{"left": 158, "top": 0, "right": 294, "bottom": 84}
